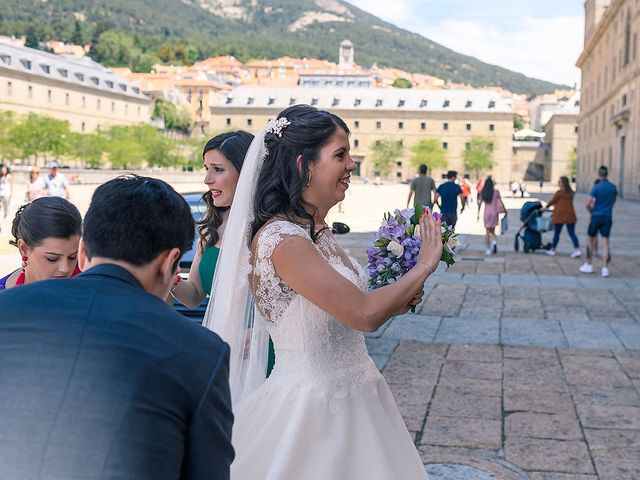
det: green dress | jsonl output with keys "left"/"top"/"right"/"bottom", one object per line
{"left": 199, "top": 244, "right": 276, "bottom": 376}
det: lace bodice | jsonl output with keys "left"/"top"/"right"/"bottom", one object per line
{"left": 250, "top": 220, "right": 380, "bottom": 404}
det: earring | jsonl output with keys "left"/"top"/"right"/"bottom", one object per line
{"left": 21, "top": 256, "right": 28, "bottom": 273}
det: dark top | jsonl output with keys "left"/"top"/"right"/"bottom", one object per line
{"left": 0, "top": 264, "right": 234, "bottom": 479}
{"left": 590, "top": 179, "right": 617, "bottom": 217}
{"left": 437, "top": 181, "right": 463, "bottom": 214}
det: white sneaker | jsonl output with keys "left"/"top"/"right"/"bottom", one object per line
{"left": 546, "top": 249, "right": 556, "bottom": 256}
{"left": 579, "top": 263, "right": 593, "bottom": 274}
{"left": 601, "top": 267, "right": 609, "bottom": 278}
{"left": 571, "top": 249, "right": 582, "bottom": 258}
{"left": 485, "top": 248, "right": 492, "bottom": 256}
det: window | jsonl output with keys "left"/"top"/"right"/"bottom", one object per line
{"left": 442, "top": 142, "right": 448, "bottom": 149}
{"left": 396, "top": 161, "right": 402, "bottom": 167}
{"left": 289, "top": 97, "right": 296, "bottom": 105}
{"left": 488, "top": 100, "right": 496, "bottom": 109}
{"left": 40, "top": 64, "right": 50, "bottom": 74}
{"left": 137, "top": 106, "right": 141, "bottom": 117}
{"left": 376, "top": 121, "right": 381, "bottom": 129}
{"left": 354, "top": 98, "right": 362, "bottom": 107}
{"left": 119, "top": 83, "right": 127, "bottom": 92}
{"left": 336, "top": 81, "right": 344, "bottom": 86}
{"left": 624, "top": 11, "right": 631, "bottom": 66}
{"left": 311, "top": 97, "right": 318, "bottom": 106}
{"left": 90, "top": 76, "right": 99, "bottom": 85}
{"left": 75, "top": 72, "right": 84, "bottom": 82}
{"left": 489, "top": 124, "right": 495, "bottom": 131}
{"left": 226, "top": 118, "right": 231, "bottom": 126}
{"left": 247, "top": 96, "right": 254, "bottom": 105}
{"left": 6, "top": 81, "right": 12, "bottom": 95}
{"left": 133, "top": 87, "right": 140, "bottom": 94}
{"left": 332, "top": 97, "right": 339, "bottom": 107}
{"left": 575, "top": 126, "right": 579, "bottom": 134}
{"left": 465, "top": 100, "right": 472, "bottom": 108}
{"left": 398, "top": 99, "right": 405, "bottom": 107}
{"left": 375, "top": 99, "right": 383, "bottom": 107}
{"left": 20, "top": 59, "right": 32, "bottom": 70}
{"left": 0, "top": 54, "right": 11, "bottom": 66}
{"left": 622, "top": 94, "right": 627, "bottom": 106}
{"left": 354, "top": 139, "right": 359, "bottom": 148}
{"left": 396, "top": 172, "right": 402, "bottom": 178}
{"left": 421, "top": 122, "right": 426, "bottom": 130}
{"left": 111, "top": 101, "right": 115, "bottom": 113}
{"left": 28, "top": 85, "right": 33, "bottom": 99}
{"left": 82, "top": 96, "right": 86, "bottom": 108}
{"left": 443, "top": 99, "right": 450, "bottom": 108}
{"left": 465, "top": 143, "right": 470, "bottom": 151}
{"left": 125, "top": 104, "right": 128, "bottom": 115}
{"left": 225, "top": 96, "right": 233, "bottom": 105}
{"left": 354, "top": 120, "right": 360, "bottom": 129}
{"left": 268, "top": 96, "right": 275, "bottom": 105}
{"left": 466, "top": 123, "right": 472, "bottom": 131}
{"left": 398, "top": 122, "right": 404, "bottom": 130}
{"left": 420, "top": 99, "right": 427, "bottom": 108}
{"left": 81, "top": 122, "right": 85, "bottom": 132}
{"left": 47, "top": 89, "right": 52, "bottom": 102}
{"left": 105, "top": 80, "right": 114, "bottom": 89}
{"left": 443, "top": 123, "right": 449, "bottom": 131}
{"left": 65, "top": 93, "right": 70, "bottom": 105}
{"left": 247, "top": 118, "right": 252, "bottom": 126}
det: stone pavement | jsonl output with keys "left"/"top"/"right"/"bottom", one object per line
{"left": 340, "top": 191, "right": 640, "bottom": 479}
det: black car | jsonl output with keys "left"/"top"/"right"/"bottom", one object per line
{"left": 173, "top": 192, "right": 209, "bottom": 322}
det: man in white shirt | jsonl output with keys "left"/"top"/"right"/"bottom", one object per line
{"left": 44, "top": 161, "right": 70, "bottom": 199}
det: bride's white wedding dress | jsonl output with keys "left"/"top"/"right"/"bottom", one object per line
{"left": 231, "top": 220, "right": 428, "bottom": 479}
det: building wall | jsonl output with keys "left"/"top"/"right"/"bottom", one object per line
{"left": 0, "top": 69, "right": 151, "bottom": 132}
{"left": 544, "top": 114, "right": 579, "bottom": 181}
{"left": 210, "top": 107, "right": 513, "bottom": 181}
{"left": 577, "top": 0, "right": 640, "bottom": 199}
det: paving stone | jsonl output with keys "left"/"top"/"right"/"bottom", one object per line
{"left": 503, "top": 358, "right": 568, "bottom": 393}
{"left": 365, "top": 336, "right": 398, "bottom": 356}
{"left": 527, "top": 473, "right": 597, "bottom": 480}
{"left": 583, "top": 428, "right": 640, "bottom": 448}
{"left": 503, "top": 287, "right": 541, "bottom": 299}
{"left": 615, "top": 351, "right": 640, "bottom": 378}
{"left": 537, "top": 276, "right": 584, "bottom": 289}
{"left": 435, "top": 317, "right": 500, "bottom": 345}
{"left": 369, "top": 354, "right": 390, "bottom": 370}
{"left": 576, "top": 404, "right": 640, "bottom": 429}
{"left": 592, "top": 457, "right": 640, "bottom": 480}
{"left": 421, "top": 416, "right": 502, "bottom": 449}
{"left": 429, "top": 390, "right": 501, "bottom": 420}
{"left": 505, "top": 412, "right": 582, "bottom": 440}
{"left": 437, "top": 374, "right": 502, "bottom": 397}
{"left": 579, "top": 277, "right": 630, "bottom": 289}
{"left": 383, "top": 365, "right": 441, "bottom": 387}
{"left": 504, "top": 437, "right": 594, "bottom": 474}
{"left": 441, "top": 360, "right": 502, "bottom": 381}
{"left": 501, "top": 273, "right": 540, "bottom": 286}
{"left": 382, "top": 314, "right": 440, "bottom": 342}
{"left": 559, "top": 321, "right": 625, "bottom": 349}
{"left": 397, "top": 402, "right": 428, "bottom": 431}
{"left": 446, "top": 344, "right": 502, "bottom": 363}
{"left": 561, "top": 355, "right": 634, "bottom": 388}
{"left": 501, "top": 318, "right": 568, "bottom": 348}
{"left": 461, "top": 273, "right": 501, "bottom": 285}
{"left": 571, "top": 385, "right": 640, "bottom": 407}
{"left": 503, "top": 346, "right": 557, "bottom": 359}
{"left": 609, "top": 322, "right": 640, "bottom": 349}
{"left": 544, "top": 307, "right": 591, "bottom": 322}
{"left": 504, "top": 390, "right": 575, "bottom": 415}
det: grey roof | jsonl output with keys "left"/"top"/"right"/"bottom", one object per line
{"left": 555, "top": 90, "right": 580, "bottom": 115}
{"left": 0, "top": 43, "right": 149, "bottom": 101}
{"left": 214, "top": 86, "right": 513, "bottom": 113}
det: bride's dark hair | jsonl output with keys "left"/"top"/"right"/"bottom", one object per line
{"left": 252, "top": 105, "right": 350, "bottom": 242}
{"left": 199, "top": 130, "right": 254, "bottom": 248}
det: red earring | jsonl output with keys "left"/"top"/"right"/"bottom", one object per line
{"left": 21, "top": 256, "right": 28, "bottom": 273}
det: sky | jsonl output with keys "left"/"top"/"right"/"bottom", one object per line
{"left": 346, "top": 0, "right": 584, "bottom": 86}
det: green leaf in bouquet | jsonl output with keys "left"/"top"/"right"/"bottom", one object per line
{"left": 411, "top": 200, "right": 422, "bottom": 225}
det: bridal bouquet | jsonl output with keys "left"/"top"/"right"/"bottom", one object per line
{"left": 366, "top": 204, "right": 459, "bottom": 311}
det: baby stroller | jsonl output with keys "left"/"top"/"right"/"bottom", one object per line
{"left": 514, "top": 201, "right": 553, "bottom": 253}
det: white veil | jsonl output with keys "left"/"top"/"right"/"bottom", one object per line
{"left": 202, "top": 127, "right": 270, "bottom": 407}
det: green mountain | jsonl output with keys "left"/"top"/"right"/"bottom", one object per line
{"left": 0, "top": 0, "right": 566, "bottom": 94}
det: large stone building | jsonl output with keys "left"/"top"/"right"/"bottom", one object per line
{"left": 542, "top": 91, "right": 580, "bottom": 182}
{"left": 210, "top": 86, "right": 514, "bottom": 181}
{"left": 577, "top": 0, "right": 640, "bottom": 199}
{"left": 0, "top": 42, "right": 151, "bottom": 132}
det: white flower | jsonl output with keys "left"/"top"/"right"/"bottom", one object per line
{"left": 388, "top": 240, "right": 404, "bottom": 258}
{"left": 444, "top": 236, "right": 459, "bottom": 254}
{"left": 265, "top": 117, "right": 291, "bottom": 137}
{"left": 414, "top": 228, "right": 421, "bottom": 241}
{"left": 441, "top": 225, "right": 447, "bottom": 234}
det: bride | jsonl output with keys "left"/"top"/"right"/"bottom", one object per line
{"left": 204, "top": 105, "right": 442, "bottom": 479}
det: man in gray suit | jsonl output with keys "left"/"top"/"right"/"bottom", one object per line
{"left": 0, "top": 175, "right": 234, "bottom": 479}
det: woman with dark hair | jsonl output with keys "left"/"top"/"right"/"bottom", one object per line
{"left": 545, "top": 176, "right": 581, "bottom": 257}
{"left": 206, "top": 105, "right": 441, "bottom": 479}
{"left": 0, "top": 165, "right": 13, "bottom": 218}
{"left": 480, "top": 175, "right": 506, "bottom": 255}
{"left": 171, "top": 130, "right": 253, "bottom": 307}
{"left": 0, "top": 197, "right": 82, "bottom": 290}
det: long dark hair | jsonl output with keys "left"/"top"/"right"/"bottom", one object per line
{"left": 251, "top": 105, "right": 350, "bottom": 242}
{"left": 481, "top": 175, "right": 495, "bottom": 203}
{"left": 559, "top": 176, "right": 573, "bottom": 195}
{"left": 10, "top": 197, "right": 82, "bottom": 248}
{"left": 198, "top": 131, "right": 254, "bottom": 248}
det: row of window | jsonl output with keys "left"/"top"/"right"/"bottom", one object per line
{"left": 580, "top": 90, "right": 632, "bottom": 139}
{"left": 0, "top": 53, "right": 140, "bottom": 95}
{"left": 4, "top": 81, "right": 142, "bottom": 116}
{"left": 226, "top": 117, "right": 496, "bottom": 132}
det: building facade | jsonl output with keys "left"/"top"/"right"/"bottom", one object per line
{"left": 577, "top": 0, "right": 640, "bottom": 199}
{"left": 0, "top": 42, "right": 151, "bottom": 132}
{"left": 210, "top": 87, "right": 514, "bottom": 181}
{"left": 542, "top": 91, "right": 580, "bottom": 181}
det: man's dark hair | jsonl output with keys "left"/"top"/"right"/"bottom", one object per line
{"left": 446, "top": 170, "right": 458, "bottom": 179}
{"left": 83, "top": 175, "right": 194, "bottom": 270}
{"left": 598, "top": 165, "right": 608, "bottom": 177}
{"left": 419, "top": 164, "right": 428, "bottom": 175}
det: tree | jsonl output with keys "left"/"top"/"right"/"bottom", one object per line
{"left": 152, "top": 99, "right": 192, "bottom": 133}
{"left": 463, "top": 137, "right": 495, "bottom": 177}
{"left": 9, "top": 113, "right": 72, "bottom": 164}
{"left": 0, "top": 111, "right": 19, "bottom": 162}
{"left": 92, "top": 31, "right": 135, "bottom": 66}
{"left": 69, "top": 131, "right": 105, "bottom": 168}
{"left": 70, "top": 19, "right": 84, "bottom": 45}
{"left": 391, "top": 78, "right": 412, "bottom": 89}
{"left": 104, "top": 125, "right": 146, "bottom": 169}
{"left": 514, "top": 114, "right": 524, "bottom": 130}
{"left": 409, "top": 139, "right": 448, "bottom": 170}
{"left": 371, "top": 139, "right": 404, "bottom": 176}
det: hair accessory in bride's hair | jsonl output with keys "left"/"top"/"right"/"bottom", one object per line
{"left": 265, "top": 117, "right": 291, "bottom": 138}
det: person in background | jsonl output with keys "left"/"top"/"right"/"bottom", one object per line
{"left": 44, "top": 161, "right": 70, "bottom": 199}
{"left": 406, "top": 164, "right": 436, "bottom": 209}
{"left": 0, "top": 197, "right": 81, "bottom": 290}
{"left": 479, "top": 176, "right": 506, "bottom": 255}
{"left": 0, "top": 165, "right": 13, "bottom": 219}
{"left": 460, "top": 177, "right": 471, "bottom": 212}
{"left": 519, "top": 179, "right": 527, "bottom": 198}
{"left": 434, "top": 170, "right": 462, "bottom": 228}
{"left": 476, "top": 176, "right": 485, "bottom": 220}
{"left": 545, "top": 176, "right": 581, "bottom": 258}
{"left": 25, "top": 166, "right": 47, "bottom": 203}
{"left": 580, "top": 166, "right": 617, "bottom": 277}
{"left": 510, "top": 179, "right": 520, "bottom": 198}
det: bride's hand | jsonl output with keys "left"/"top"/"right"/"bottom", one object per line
{"left": 408, "top": 289, "right": 424, "bottom": 307}
{"left": 416, "top": 210, "right": 443, "bottom": 273}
